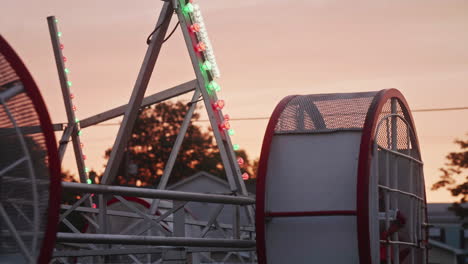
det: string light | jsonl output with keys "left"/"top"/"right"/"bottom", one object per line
{"left": 70, "top": 93, "right": 74, "bottom": 99}
{"left": 78, "top": 130, "right": 83, "bottom": 136}
{"left": 228, "top": 129, "right": 235, "bottom": 136}
{"left": 224, "top": 114, "right": 230, "bottom": 120}
{"left": 206, "top": 81, "right": 220, "bottom": 92}
{"left": 86, "top": 179, "right": 92, "bottom": 184}
{"left": 213, "top": 100, "right": 225, "bottom": 110}
{"left": 64, "top": 68, "right": 69, "bottom": 74}
{"left": 237, "top": 157, "right": 244, "bottom": 165}
{"left": 92, "top": 203, "right": 97, "bottom": 209}
{"left": 72, "top": 105, "right": 77, "bottom": 111}
{"left": 233, "top": 144, "right": 240, "bottom": 151}
{"left": 62, "top": 56, "right": 67, "bottom": 62}
{"left": 183, "top": 2, "right": 194, "bottom": 14}
{"left": 219, "top": 120, "right": 230, "bottom": 130}
{"left": 67, "top": 81, "right": 72, "bottom": 87}
{"left": 196, "top": 42, "right": 206, "bottom": 52}
{"left": 82, "top": 155, "right": 87, "bottom": 160}
{"left": 190, "top": 23, "right": 201, "bottom": 33}
{"left": 191, "top": 3, "right": 221, "bottom": 78}
{"left": 242, "top": 173, "right": 249, "bottom": 180}
{"left": 60, "top": 44, "right": 64, "bottom": 50}
{"left": 58, "top": 32, "right": 62, "bottom": 37}
{"left": 75, "top": 118, "right": 80, "bottom": 123}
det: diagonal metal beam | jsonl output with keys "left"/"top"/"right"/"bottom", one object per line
{"left": 79, "top": 80, "right": 196, "bottom": 128}
{"left": 0, "top": 203, "right": 34, "bottom": 262}
{"left": 101, "top": 1, "right": 174, "bottom": 185}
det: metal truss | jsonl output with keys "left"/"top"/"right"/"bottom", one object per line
{"left": 47, "top": 0, "right": 256, "bottom": 263}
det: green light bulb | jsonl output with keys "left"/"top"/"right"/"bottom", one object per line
{"left": 228, "top": 129, "right": 235, "bottom": 136}
{"left": 55, "top": 18, "right": 58, "bottom": 23}
{"left": 85, "top": 167, "right": 89, "bottom": 173}
{"left": 206, "top": 81, "right": 220, "bottom": 92}
{"left": 64, "top": 68, "right": 69, "bottom": 74}
{"left": 233, "top": 144, "right": 240, "bottom": 151}
{"left": 75, "top": 118, "right": 80, "bottom": 123}
{"left": 58, "top": 32, "right": 62, "bottom": 37}
{"left": 183, "top": 3, "right": 194, "bottom": 13}
{"left": 78, "top": 130, "right": 83, "bottom": 136}
{"left": 201, "top": 61, "right": 212, "bottom": 71}
{"left": 86, "top": 179, "right": 92, "bottom": 184}
{"left": 67, "top": 81, "right": 72, "bottom": 87}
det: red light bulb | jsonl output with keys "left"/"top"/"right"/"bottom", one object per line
{"left": 60, "top": 44, "right": 64, "bottom": 50}
{"left": 224, "top": 114, "right": 230, "bottom": 121}
{"left": 80, "top": 143, "right": 84, "bottom": 148}
{"left": 72, "top": 105, "right": 77, "bottom": 111}
{"left": 83, "top": 154, "right": 87, "bottom": 160}
{"left": 63, "top": 56, "right": 67, "bottom": 62}
{"left": 219, "top": 120, "right": 230, "bottom": 130}
{"left": 190, "top": 23, "right": 201, "bottom": 33}
{"left": 237, "top": 157, "right": 244, "bottom": 165}
{"left": 196, "top": 42, "right": 206, "bottom": 52}
{"left": 242, "top": 173, "right": 249, "bottom": 180}
{"left": 213, "top": 100, "right": 225, "bottom": 110}
{"left": 70, "top": 93, "right": 75, "bottom": 99}
{"left": 92, "top": 203, "right": 97, "bottom": 209}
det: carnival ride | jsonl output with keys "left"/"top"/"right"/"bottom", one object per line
{"left": 0, "top": 0, "right": 428, "bottom": 263}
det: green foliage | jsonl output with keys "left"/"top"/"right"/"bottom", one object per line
{"left": 104, "top": 101, "right": 255, "bottom": 186}
{"left": 432, "top": 136, "right": 468, "bottom": 219}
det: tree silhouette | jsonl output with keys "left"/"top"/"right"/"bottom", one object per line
{"left": 104, "top": 101, "right": 255, "bottom": 187}
{"left": 432, "top": 135, "right": 468, "bottom": 220}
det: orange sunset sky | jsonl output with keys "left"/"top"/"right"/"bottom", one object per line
{"left": 2, "top": 0, "right": 467, "bottom": 202}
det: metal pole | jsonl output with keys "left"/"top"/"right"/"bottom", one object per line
{"left": 100, "top": 1, "right": 174, "bottom": 185}
{"left": 47, "top": 16, "right": 88, "bottom": 185}
{"left": 56, "top": 233, "right": 256, "bottom": 248}
{"left": 175, "top": 0, "right": 254, "bottom": 223}
{"left": 61, "top": 182, "right": 255, "bottom": 205}
{"left": 391, "top": 98, "right": 399, "bottom": 264}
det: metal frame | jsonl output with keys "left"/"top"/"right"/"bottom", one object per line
{"left": 48, "top": 1, "right": 256, "bottom": 263}
{"left": 373, "top": 109, "right": 427, "bottom": 264}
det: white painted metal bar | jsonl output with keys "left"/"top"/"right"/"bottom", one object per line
{"left": 407, "top": 123, "right": 415, "bottom": 264}
{"left": 384, "top": 118, "right": 391, "bottom": 264}
{"left": 100, "top": 1, "right": 174, "bottom": 185}
{"left": 0, "top": 82, "right": 23, "bottom": 102}
{"left": 149, "top": 89, "right": 201, "bottom": 215}
{"left": 79, "top": 80, "right": 197, "bottom": 128}
{"left": 114, "top": 195, "right": 171, "bottom": 237}
{"left": 0, "top": 203, "right": 34, "bottom": 263}
{"left": 200, "top": 204, "right": 224, "bottom": 238}
{"left": 53, "top": 246, "right": 256, "bottom": 257}
{"left": 1, "top": 101, "right": 40, "bottom": 256}
{"left": 175, "top": 0, "right": 254, "bottom": 223}
{"left": 378, "top": 185, "right": 424, "bottom": 201}
{"left": 0, "top": 156, "right": 27, "bottom": 176}
{"left": 377, "top": 146, "right": 423, "bottom": 165}
{"left": 391, "top": 98, "right": 399, "bottom": 264}
{"left": 62, "top": 182, "right": 255, "bottom": 205}
{"left": 60, "top": 204, "right": 255, "bottom": 232}
{"left": 56, "top": 233, "right": 256, "bottom": 248}
{"left": 47, "top": 16, "right": 89, "bottom": 186}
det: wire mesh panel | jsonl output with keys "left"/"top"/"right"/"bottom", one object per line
{"left": 0, "top": 35, "right": 61, "bottom": 263}
{"left": 257, "top": 89, "right": 427, "bottom": 264}
{"left": 274, "top": 91, "right": 378, "bottom": 134}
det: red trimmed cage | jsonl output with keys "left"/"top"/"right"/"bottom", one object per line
{"left": 0, "top": 35, "right": 61, "bottom": 263}
{"left": 256, "top": 89, "right": 428, "bottom": 264}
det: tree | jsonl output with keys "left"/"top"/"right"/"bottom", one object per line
{"left": 432, "top": 135, "right": 468, "bottom": 220}
{"left": 103, "top": 101, "right": 255, "bottom": 187}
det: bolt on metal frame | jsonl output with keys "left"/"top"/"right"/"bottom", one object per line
{"left": 48, "top": 0, "right": 256, "bottom": 262}
{"left": 373, "top": 100, "right": 427, "bottom": 264}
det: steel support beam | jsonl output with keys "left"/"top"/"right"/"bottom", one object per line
{"left": 79, "top": 80, "right": 196, "bottom": 128}
{"left": 56, "top": 233, "right": 256, "bottom": 248}
{"left": 100, "top": 1, "right": 174, "bottom": 185}
{"left": 62, "top": 182, "right": 255, "bottom": 205}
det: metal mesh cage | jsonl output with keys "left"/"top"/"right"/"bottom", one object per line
{"left": 274, "top": 91, "right": 378, "bottom": 134}
{"left": 0, "top": 48, "right": 51, "bottom": 262}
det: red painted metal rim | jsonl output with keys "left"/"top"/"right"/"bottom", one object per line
{"left": 255, "top": 95, "right": 297, "bottom": 264}
{"left": 0, "top": 35, "right": 62, "bottom": 264}
{"left": 356, "top": 88, "right": 427, "bottom": 264}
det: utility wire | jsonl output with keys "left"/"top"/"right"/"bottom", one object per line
{"left": 89, "top": 106, "right": 468, "bottom": 126}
